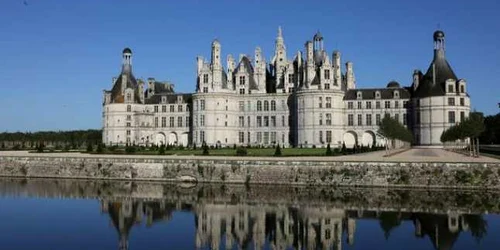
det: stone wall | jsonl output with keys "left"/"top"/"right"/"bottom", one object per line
{"left": 1, "top": 156, "right": 500, "bottom": 188}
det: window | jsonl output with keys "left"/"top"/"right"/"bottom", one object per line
{"left": 366, "top": 114, "right": 372, "bottom": 126}
{"left": 270, "top": 132, "right": 276, "bottom": 144}
{"left": 326, "top": 97, "right": 332, "bottom": 108}
{"left": 200, "top": 115, "right": 205, "bottom": 126}
{"left": 347, "top": 102, "right": 353, "bottom": 109}
{"left": 126, "top": 115, "right": 131, "bottom": 121}
{"left": 247, "top": 101, "right": 251, "bottom": 111}
{"left": 264, "top": 101, "right": 269, "bottom": 111}
{"left": 239, "top": 132, "right": 244, "bottom": 143}
{"left": 319, "top": 131, "right": 323, "bottom": 143}
{"left": 319, "top": 113, "right": 323, "bottom": 125}
{"left": 203, "top": 74, "right": 208, "bottom": 83}
{"left": 271, "top": 116, "right": 276, "bottom": 127}
{"left": 203, "top": 87, "right": 208, "bottom": 93}
{"left": 375, "top": 92, "right": 381, "bottom": 99}
{"left": 177, "top": 117, "right": 182, "bottom": 127}
{"left": 395, "top": 101, "right": 399, "bottom": 109}
{"left": 357, "top": 114, "right": 362, "bottom": 126}
{"left": 403, "top": 113, "right": 407, "bottom": 125}
{"left": 288, "top": 87, "right": 294, "bottom": 93}
{"left": 376, "top": 114, "right": 381, "bottom": 125}
{"left": 170, "top": 105, "right": 174, "bottom": 112}
{"left": 288, "top": 74, "right": 294, "bottom": 83}
{"left": 162, "top": 105, "right": 166, "bottom": 112}
{"left": 154, "top": 106, "right": 159, "bottom": 113}
{"left": 376, "top": 101, "right": 381, "bottom": 109}
{"left": 154, "top": 117, "right": 158, "bottom": 127}
{"left": 395, "top": 113, "right": 399, "bottom": 123}
{"left": 271, "top": 100, "right": 276, "bottom": 111}
{"left": 195, "top": 116, "right": 198, "bottom": 126}
{"left": 324, "top": 69, "right": 330, "bottom": 79}
{"left": 348, "top": 114, "right": 354, "bottom": 126}
{"left": 385, "top": 101, "right": 391, "bottom": 109}
{"left": 257, "top": 132, "right": 262, "bottom": 143}
{"left": 460, "top": 98, "right": 465, "bottom": 106}
{"left": 264, "top": 116, "right": 269, "bottom": 127}
{"left": 169, "top": 117, "right": 174, "bottom": 127}
{"left": 324, "top": 83, "right": 330, "bottom": 90}
{"left": 403, "top": 101, "right": 408, "bottom": 108}
{"left": 448, "top": 98, "right": 455, "bottom": 106}
{"left": 186, "top": 117, "right": 189, "bottom": 127}
{"left": 161, "top": 117, "right": 166, "bottom": 127}
{"left": 239, "top": 88, "right": 245, "bottom": 95}
{"left": 448, "top": 111, "right": 456, "bottom": 123}
{"left": 178, "top": 105, "right": 183, "bottom": 112}
{"left": 326, "top": 113, "right": 332, "bottom": 125}
{"left": 263, "top": 132, "right": 269, "bottom": 144}
{"left": 319, "top": 97, "right": 323, "bottom": 108}
{"left": 357, "top": 101, "right": 362, "bottom": 109}
{"left": 247, "top": 132, "right": 251, "bottom": 143}
{"left": 239, "top": 76, "right": 246, "bottom": 85}
{"left": 326, "top": 131, "right": 332, "bottom": 143}
{"left": 257, "top": 116, "right": 262, "bottom": 127}
{"left": 448, "top": 84, "right": 454, "bottom": 93}
{"left": 126, "top": 93, "right": 131, "bottom": 102}
{"left": 200, "top": 100, "right": 205, "bottom": 110}
{"left": 127, "top": 105, "right": 131, "bottom": 112}
{"left": 239, "top": 101, "right": 245, "bottom": 111}
{"left": 460, "top": 85, "right": 465, "bottom": 93}
{"left": 239, "top": 116, "right": 244, "bottom": 127}
{"left": 460, "top": 111, "right": 465, "bottom": 122}
{"left": 257, "top": 101, "right": 262, "bottom": 111}
{"left": 366, "top": 101, "right": 372, "bottom": 109}
{"left": 200, "top": 131, "right": 205, "bottom": 143}
{"left": 126, "top": 130, "right": 131, "bottom": 136}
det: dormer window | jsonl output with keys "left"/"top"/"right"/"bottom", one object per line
{"left": 375, "top": 91, "right": 381, "bottom": 99}
{"left": 177, "top": 95, "right": 183, "bottom": 103}
{"left": 239, "top": 76, "right": 246, "bottom": 85}
{"left": 448, "top": 84, "right": 454, "bottom": 93}
{"left": 460, "top": 85, "right": 465, "bottom": 93}
{"left": 161, "top": 96, "right": 167, "bottom": 103}
{"left": 126, "top": 93, "right": 131, "bottom": 102}
{"left": 356, "top": 91, "right": 362, "bottom": 99}
{"left": 393, "top": 91, "right": 399, "bottom": 98}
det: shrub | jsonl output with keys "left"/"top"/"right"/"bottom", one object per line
{"left": 274, "top": 144, "right": 282, "bottom": 157}
{"left": 193, "top": 143, "right": 197, "bottom": 150}
{"left": 202, "top": 143, "right": 209, "bottom": 155}
{"left": 325, "top": 143, "right": 333, "bottom": 156}
{"left": 36, "top": 143, "right": 45, "bottom": 153}
{"left": 96, "top": 143, "right": 104, "bottom": 153}
{"left": 86, "top": 143, "right": 93, "bottom": 152}
{"left": 54, "top": 144, "right": 62, "bottom": 150}
{"left": 63, "top": 144, "right": 71, "bottom": 152}
{"left": 233, "top": 144, "right": 237, "bottom": 150}
{"left": 125, "top": 145, "right": 136, "bottom": 154}
{"left": 12, "top": 144, "right": 21, "bottom": 150}
{"left": 178, "top": 144, "right": 184, "bottom": 150}
{"left": 236, "top": 147, "right": 248, "bottom": 156}
{"left": 1, "top": 142, "right": 5, "bottom": 149}
{"left": 341, "top": 142, "right": 347, "bottom": 154}
{"left": 158, "top": 145, "right": 165, "bottom": 155}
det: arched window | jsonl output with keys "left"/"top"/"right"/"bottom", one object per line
{"left": 271, "top": 100, "right": 276, "bottom": 111}
{"left": 257, "top": 101, "right": 262, "bottom": 111}
{"left": 264, "top": 101, "right": 269, "bottom": 111}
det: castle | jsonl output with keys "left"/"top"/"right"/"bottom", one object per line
{"left": 102, "top": 28, "right": 471, "bottom": 148}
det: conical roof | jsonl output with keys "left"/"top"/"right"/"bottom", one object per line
{"left": 414, "top": 49, "right": 457, "bottom": 98}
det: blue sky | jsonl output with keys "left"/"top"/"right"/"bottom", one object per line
{"left": 0, "top": 0, "right": 499, "bottom": 132}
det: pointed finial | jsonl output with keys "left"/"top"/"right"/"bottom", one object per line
{"left": 278, "top": 26, "right": 283, "bottom": 38}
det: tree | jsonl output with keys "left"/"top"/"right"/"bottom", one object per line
{"left": 202, "top": 142, "right": 209, "bottom": 155}
{"left": 378, "top": 116, "right": 413, "bottom": 153}
{"left": 96, "top": 143, "right": 104, "bottom": 153}
{"left": 86, "top": 143, "right": 93, "bottom": 153}
{"left": 441, "top": 112, "right": 485, "bottom": 156}
{"left": 274, "top": 144, "right": 282, "bottom": 156}
{"left": 325, "top": 143, "right": 333, "bottom": 156}
{"left": 158, "top": 144, "right": 165, "bottom": 155}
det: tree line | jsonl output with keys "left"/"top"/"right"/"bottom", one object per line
{"left": 0, "top": 130, "right": 102, "bottom": 149}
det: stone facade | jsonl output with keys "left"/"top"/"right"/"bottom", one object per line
{"left": 102, "top": 29, "right": 471, "bottom": 148}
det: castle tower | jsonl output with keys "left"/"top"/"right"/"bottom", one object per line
{"left": 333, "top": 51, "right": 341, "bottom": 86}
{"left": 211, "top": 39, "right": 222, "bottom": 91}
{"left": 345, "top": 61, "right": 356, "bottom": 90}
{"left": 305, "top": 41, "right": 315, "bottom": 87}
{"left": 274, "top": 26, "right": 287, "bottom": 89}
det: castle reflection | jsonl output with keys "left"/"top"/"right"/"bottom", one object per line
{"left": 101, "top": 199, "right": 486, "bottom": 250}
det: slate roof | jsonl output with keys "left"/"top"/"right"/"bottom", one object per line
{"left": 145, "top": 93, "right": 192, "bottom": 104}
{"left": 110, "top": 70, "right": 142, "bottom": 104}
{"left": 414, "top": 50, "right": 458, "bottom": 98}
{"left": 344, "top": 86, "right": 411, "bottom": 100}
{"left": 236, "top": 56, "right": 259, "bottom": 90}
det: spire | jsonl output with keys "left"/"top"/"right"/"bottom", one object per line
{"left": 278, "top": 26, "right": 283, "bottom": 39}
{"left": 122, "top": 48, "right": 132, "bottom": 73}
{"left": 433, "top": 30, "right": 445, "bottom": 59}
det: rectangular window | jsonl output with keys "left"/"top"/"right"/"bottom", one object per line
{"left": 460, "top": 98, "right": 465, "bottom": 106}
{"left": 239, "top": 116, "right": 244, "bottom": 127}
{"left": 448, "top": 84, "right": 454, "bottom": 93}
{"left": 403, "top": 101, "right": 408, "bottom": 108}
{"left": 178, "top": 105, "right": 183, "bottom": 112}
{"left": 200, "top": 115, "right": 205, "bottom": 126}
{"left": 357, "top": 114, "right": 362, "bottom": 126}
{"left": 203, "top": 87, "right": 208, "bottom": 93}
{"left": 271, "top": 116, "right": 276, "bottom": 127}
{"left": 239, "top": 76, "right": 246, "bottom": 85}
{"left": 460, "top": 85, "right": 465, "bottom": 93}
{"left": 448, "top": 111, "right": 456, "bottom": 123}
{"left": 366, "top": 101, "right": 372, "bottom": 109}
{"left": 282, "top": 115, "right": 285, "bottom": 126}
{"left": 326, "top": 131, "right": 332, "bottom": 143}
{"left": 239, "top": 132, "right": 244, "bottom": 143}
{"left": 239, "top": 101, "right": 245, "bottom": 111}
{"left": 288, "top": 74, "right": 294, "bottom": 83}
{"left": 395, "top": 113, "right": 399, "bottom": 123}
{"left": 326, "top": 113, "right": 332, "bottom": 125}
{"left": 366, "top": 114, "right": 372, "bottom": 126}
{"left": 169, "top": 117, "right": 175, "bottom": 127}
{"left": 161, "top": 117, "right": 166, "bottom": 127}
{"left": 319, "top": 131, "right": 323, "bottom": 143}
{"left": 126, "top": 122, "right": 131, "bottom": 127}
{"left": 177, "top": 117, "right": 182, "bottom": 127}
{"left": 257, "top": 116, "right": 262, "bottom": 127}
{"left": 247, "top": 116, "right": 251, "bottom": 127}
{"left": 324, "top": 83, "right": 330, "bottom": 90}
{"left": 347, "top": 102, "right": 353, "bottom": 109}
{"left": 162, "top": 105, "right": 166, "bottom": 112}
{"left": 348, "top": 114, "right": 354, "bottom": 126}
{"left": 324, "top": 69, "right": 330, "bottom": 79}
{"left": 126, "top": 115, "right": 131, "bottom": 121}
{"left": 270, "top": 132, "right": 276, "bottom": 144}
{"left": 126, "top": 130, "right": 131, "bottom": 136}
{"left": 448, "top": 98, "right": 455, "bottom": 106}
{"left": 186, "top": 117, "right": 189, "bottom": 127}
{"left": 200, "top": 131, "right": 205, "bottom": 143}
{"left": 460, "top": 111, "right": 465, "bottom": 122}
{"left": 403, "top": 113, "right": 407, "bottom": 125}
{"left": 247, "top": 132, "right": 251, "bottom": 144}
{"left": 263, "top": 132, "right": 269, "bottom": 144}
{"left": 154, "top": 106, "right": 159, "bottom": 113}
{"left": 170, "top": 105, "right": 174, "bottom": 112}
{"left": 376, "top": 114, "right": 381, "bottom": 125}
{"left": 155, "top": 117, "right": 159, "bottom": 127}
{"left": 264, "top": 116, "right": 269, "bottom": 127}
{"left": 257, "top": 132, "right": 262, "bottom": 143}
{"left": 319, "top": 97, "right": 323, "bottom": 108}
{"left": 247, "top": 101, "right": 251, "bottom": 111}
{"left": 376, "top": 101, "right": 381, "bottom": 109}
{"left": 357, "top": 101, "right": 362, "bottom": 109}
{"left": 326, "top": 97, "right": 332, "bottom": 108}
{"left": 395, "top": 101, "right": 399, "bottom": 109}
{"left": 385, "top": 101, "right": 391, "bottom": 109}
{"left": 319, "top": 113, "right": 323, "bottom": 126}
{"left": 239, "top": 88, "right": 245, "bottom": 95}
{"left": 200, "top": 100, "right": 205, "bottom": 110}
{"left": 127, "top": 105, "right": 131, "bottom": 112}
{"left": 203, "top": 74, "right": 208, "bottom": 83}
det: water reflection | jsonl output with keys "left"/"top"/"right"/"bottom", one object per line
{"left": 0, "top": 179, "right": 493, "bottom": 250}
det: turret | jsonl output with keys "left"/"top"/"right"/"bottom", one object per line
{"left": 305, "top": 41, "right": 315, "bottom": 87}
{"left": 333, "top": 50, "right": 341, "bottom": 86}
{"left": 138, "top": 79, "right": 145, "bottom": 103}
{"left": 227, "top": 54, "right": 235, "bottom": 87}
{"left": 211, "top": 39, "right": 222, "bottom": 91}
{"left": 122, "top": 47, "right": 132, "bottom": 73}
{"left": 346, "top": 61, "right": 356, "bottom": 89}
{"left": 254, "top": 47, "right": 266, "bottom": 91}
{"left": 196, "top": 56, "right": 204, "bottom": 75}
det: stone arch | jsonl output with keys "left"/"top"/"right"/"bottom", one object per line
{"left": 168, "top": 132, "right": 178, "bottom": 145}
{"left": 342, "top": 131, "right": 358, "bottom": 148}
{"left": 362, "top": 131, "right": 376, "bottom": 147}
{"left": 154, "top": 132, "right": 166, "bottom": 145}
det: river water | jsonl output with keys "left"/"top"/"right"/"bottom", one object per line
{"left": 0, "top": 178, "right": 498, "bottom": 250}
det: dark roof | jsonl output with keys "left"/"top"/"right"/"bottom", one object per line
{"left": 414, "top": 49, "right": 457, "bottom": 98}
{"left": 110, "top": 70, "right": 141, "bottom": 103}
{"left": 344, "top": 87, "right": 411, "bottom": 100}
{"left": 434, "top": 30, "right": 445, "bottom": 41}
{"left": 236, "top": 56, "right": 259, "bottom": 90}
{"left": 313, "top": 31, "right": 323, "bottom": 41}
{"left": 123, "top": 47, "right": 132, "bottom": 54}
{"left": 387, "top": 81, "right": 401, "bottom": 88}
{"left": 145, "top": 93, "right": 192, "bottom": 104}
{"left": 153, "top": 82, "right": 174, "bottom": 94}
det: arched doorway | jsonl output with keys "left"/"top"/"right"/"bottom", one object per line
{"left": 154, "top": 133, "right": 166, "bottom": 145}
{"left": 362, "top": 131, "right": 376, "bottom": 147}
{"left": 342, "top": 131, "right": 357, "bottom": 148}
{"left": 168, "top": 132, "right": 178, "bottom": 145}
